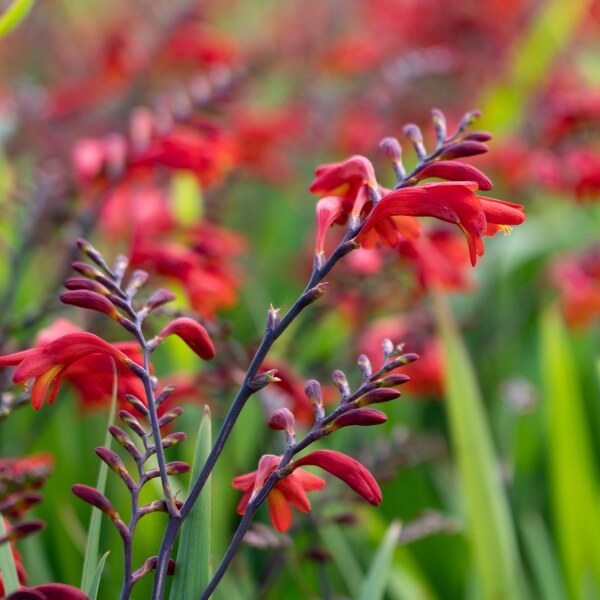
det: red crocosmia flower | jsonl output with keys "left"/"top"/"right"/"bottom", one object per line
{"left": 233, "top": 454, "right": 325, "bottom": 532}
{"left": 310, "top": 155, "right": 378, "bottom": 199}
{"left": 0, "top": 454, "right": 54, "bottom": 498}
{"left": 315, "top": 196, "right": 349, "bottom": 255}
{"left": 154, "top": 317, "right": 216, "bottom": 360}
{"left": 6, "top": 583, "right": 92, "bottom": 599}
{"left": 0, "top": 332, "right": 134, "bottom": 410}
{"left": 233, "top": 450, "right": 381, "bottom": 532}
{"left": 357, "top": 181, "right": 526, "bottom": 265}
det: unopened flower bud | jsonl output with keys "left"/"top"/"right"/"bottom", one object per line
{"left": 72, "top": 261, "right": 103, "bottom": 280}
{"left": 125, "top": 270, "right": 149, "bottom": 296}
{"left": 379, "top": 136, "right": 403, "bottom": 162}
{"left": 249, "top": 369, "right": 281, "bottom": 391}
{"left": 382, "top": 338, "right": 395, "bottom": 358}
{"left": 431, "top": 108, "right": 447, "bottom": 142}
{"left": 144, "top": 289, "right": 177, "bottom": 313}
{"left": 439, "top": 141, "right": 489, "bottom": 160}
{"left": 152, "top": 318, "right": 216, "bottom": 360}
{"left": 330, "top": 408, "right": 388, "bottom": 431}
{"left": 268, "top": 408, "right": 296, "bottom": 445}
{"left": 126, "top": 394, "right": 148, "bottom": 416}
{"left": 305, "top": 379, "right": 324, "bottom": 419}
{"left": 109, "top": 425, "right": 142, "bottom": 460}
{"left": 60, "top": 290, "right": 121, "bottom": 320}
{"left": 403, "top": 123, "right": 426, "bottom": 160}
{"left": 165, "top": 461, "right": 190, "bottom": 475}
{"left": 459, "top": 109, "right": 482, "bottom": 130}
{"left": 356, "top": 388, "right": 402, "bottom": 407}
{"left": 157, "top": 407, "right": 184, "bottom": 428}
{"left": 119, "top": 410, "right": 146, "bottom": 437}
{"left": 72, "top": 484, "right": 123, "bottom": 528}
{"left": 331, "top": 370, "right": 351, "bottom": 400}
{"left": 463, "top": 130, "right": 493, "bottom": 142}
{"left": 377, "top": 373, "right": 411, "bottom": 388}
{"left": 113, "top": 255, "right": 129, "bottom": 281}
{"left": 76, "top": 239, "right": 113, "bottom": 275}
{"left": 161, "top": 432, "right": 187, "bottom": 448}
{"left": 1, "top": 520, "right": 45, "bottom": 543}
{"left": 95, "top": 447, "right": 135, "bottom": 489}
{"left": 64, "top": 277, "right": 110, "bottom": 295}
{"left": 156, "top": 385, "right": 177, "bottom": 406}
{"left": 357, "top": 354, "right": 372, "bottom": 379}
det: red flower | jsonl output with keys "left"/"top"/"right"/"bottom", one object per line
{"left": 357, "top": 181, "right": 526, "bottom": 265}
{"left": 232, "top": 450, "right": 381, "bottom": 532}
{"left": 233, "top": 455, "right": 325, "bottom": 532}
{"left": 0, "top": 326, "right": 134, "bottom": 410}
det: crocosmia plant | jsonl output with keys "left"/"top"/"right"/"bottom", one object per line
{"left": 2, "top": 2, "right": 600, "bottom": 600}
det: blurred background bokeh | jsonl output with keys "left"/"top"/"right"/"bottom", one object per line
{"left": 2, "top": 0, "right": 600, "bottom": 598}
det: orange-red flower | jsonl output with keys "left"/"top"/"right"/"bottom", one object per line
{"left": 357, "top": 181, "right": 526, "bottom": 265}
{"left": 232, "top": 450, "right": 381, "bottom": 532}
{"left": 0, "top": 328, "right": 134, "bottom": 410}
{"left": 6, "top": 583, "right": 92, "bottom": 599}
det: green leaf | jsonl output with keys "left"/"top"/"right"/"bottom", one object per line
{"left": 318, "top": 523, "right": 364, "bottom": 593}
{"left": 540, "top": 306, "right": 600, "bottom": 597}
{"left": 357, "top": 520, "right": 402, "bottom": 600}
{"left": 479, "top": 0, "right": 592, "bottom": 134}
{"left": 170, "top": 405, "right": 212, "bottom": 599}
{"left": 0, "top": 515, "right": 19, "bottom": 594}
{"left": 0, "top": 0, "right": 36, "bottom": 38}
{"left": 433, "top": 293, "right": 524, "bottom": 600}
{"left": 81, "top": 362, "right": 118, "bottom": 595}
{"left": 88, "top": 551, "right": 111, "bottom": 600}
{"left": 519, "top": 513, "right": 566, "bottom": 600}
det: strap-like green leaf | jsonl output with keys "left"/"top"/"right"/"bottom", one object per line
{"left": 357, "top": 520, "right": 402, "bottom": 600}
{"left": 433, "top": 292, "right": 524, "bottom": 600}
{"left": 170, "top": 405, "right": 212, "bottom": 599}
{"left": 0, "top": 515, "right": 19, "bottom": 594}
{"left": 81, "top": 361, "right": 118, "bottom": 595}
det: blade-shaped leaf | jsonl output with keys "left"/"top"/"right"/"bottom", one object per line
{"left": 170, "top": 405, "right": 212, "bottom": 599}
{"left": 0, "top": 515, "right": 19, "bottom": 594}
{"left": 81, "top": 361, "right": 118, "bottom": 595}
{"left": 433, "top": 292, "right": 524, "bottom": 600}
{"left": 88, "top": 551, "right": 111, "bottom": 600}
{"left": 540, "top": 306, "right": 600, "bottom": 597}
{"left": 357, "top": 520, "right": 402, "bottom": 600}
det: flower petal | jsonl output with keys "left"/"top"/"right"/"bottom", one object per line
{"left": 267, "top": 487, "right": 293, "bottom": 532}
{"left": 155, "top": 317, "right": 216, "bottom": 360}
{"left": 294, "top": 449, "right": 382, "bottom": 505}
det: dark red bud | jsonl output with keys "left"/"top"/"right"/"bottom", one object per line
{"left": 119, "top": 410, "right": 146, "bottom": 437}
{"left": 356, "top": 388, "right": 402, "bottom": 406}
{"left": 439, "top": 141, "right": 489, "bottom": 160}
{"left": 64, "top": 278, "right": 110, "bottom": 295}
{"left": 144, "top": 289, "right": 177, "bottom": 312}
{"left": 330, "top": 408, "right": 388, "bottom": 430}
{"left": 166, "top": 461, "right": 190, "bottom": 475}
{"left": 60, "top": 291, "right": 121, "bottom": 320}
{"left": 462, "top": 130, "right": 493, "bottom": 142}
{"left": 268, "top": 408, "right": 296, "bottom": 434}
{"left": 157, "top": 407, "right": 184, "bottom": 428}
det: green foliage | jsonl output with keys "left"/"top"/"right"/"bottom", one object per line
{"left": 434, "top": 293, "right": 524, "bottom": 600}
{"left": 170, "top": 406, "right": 212, "bottom": 599}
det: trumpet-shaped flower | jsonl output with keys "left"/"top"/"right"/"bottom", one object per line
{"left": 357, "top": 181, "right": 525, "bottom": 265}
{"left": 0, "top": 333, "right": 134, "bottom": 409}
{"left": 232, "top": 449, "right": 381, "bottom": 532}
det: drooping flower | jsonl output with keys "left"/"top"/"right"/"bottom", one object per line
{"left": 233, "top": 455, "right": 325, "bottom": 532}
{"left": 0, "top": 329, "right": 134, "bottom": 410}
{"left": 357, "top": 181, "right": 526, "bottom": 265}
{"left": 232, "top": 449, "right": 381, "bottom": 532}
